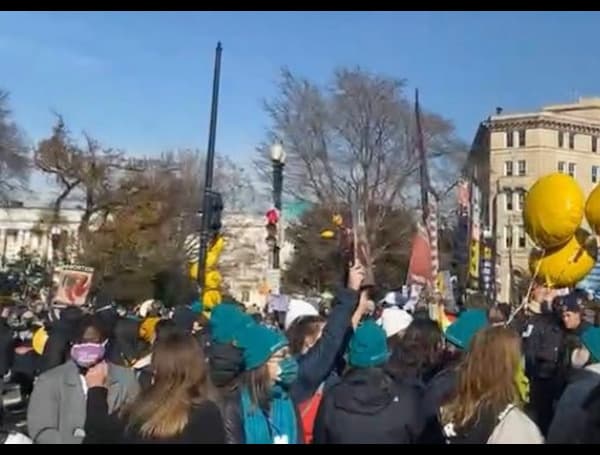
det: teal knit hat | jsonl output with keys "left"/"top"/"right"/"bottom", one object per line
{"left": 582, "top": 326, "right": 600, "bottom": 363}
{"left": 209, "top": 302, "right": 255, "bottom": 345}
{"left": 348, "top": 319, "right": 389, "bottom": 368}
{"left": 237, "top": 324, "right": 288, "bottom": 370}
{"left": 444, "top": 308, "right": 488, "bottom": 350}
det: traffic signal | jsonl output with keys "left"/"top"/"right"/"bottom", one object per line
{"left": 207, "top": 191, "right": 224, "bottom": 236}
{"left": 265, "top": 208, "right": 279, "bottom": 246}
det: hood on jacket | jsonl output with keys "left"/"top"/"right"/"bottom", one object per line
{"left": 333, "top": 368, "right": 397, "bottom": 415}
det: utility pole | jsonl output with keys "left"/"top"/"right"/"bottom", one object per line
{"left": 197, "top": 42, "right": 222, "bottom": 290}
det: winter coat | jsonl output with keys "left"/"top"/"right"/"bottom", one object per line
{"left": 289, "top": 289, "right": 358, "bottom": 404}
{"left": 0, "top": 319, "right": 14, "bottom": 378}
{"left": 27, "top": 360, "right": 139, "bottom": 444}
{"left": 547, "top": 363, "right": 600, "bottom": 444}
{"left": 220, "top": 388, "right": 303, "bottom": 444}
{"left": 443, "top": 404, "right": 544, "bottom": 444}
{"left": 313, "top": 367, "right": 425, "bottom": 444}
{"left": 83, "top": 387, "right": 225, "bottom": 444}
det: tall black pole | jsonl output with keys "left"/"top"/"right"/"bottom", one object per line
{"left": 272, "top": 160, "right": 283, "bottom": 269}
{"left": 197, "top": 42, "right": 222, "bottom": 290}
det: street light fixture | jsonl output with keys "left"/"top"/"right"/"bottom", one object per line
{"left": 270, "top": 142, "right": 286, "bottom": 164}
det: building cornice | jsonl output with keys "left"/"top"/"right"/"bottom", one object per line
{"left": 488, "top": 113, "right": 600, "bottom": 135}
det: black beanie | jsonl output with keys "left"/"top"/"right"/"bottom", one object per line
{"left": 207, "top": 342, "right": 244, "bottom": 388}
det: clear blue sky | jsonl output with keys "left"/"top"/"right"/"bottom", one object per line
{"left": 1, "top": 11, "right": 600, "bottom": 164}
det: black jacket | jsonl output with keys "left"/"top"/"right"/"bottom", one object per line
{"left": 313, "top": 367, "right": 425, "bottom": 444}
{"left": 289, "top": 288, "right": 357, "bottom": 404}
{"left": 84, "top": 387, "right": 225, "bottom": 444}
{"left": 0, "top": 319, "right": 14, "bottom": 378}
{"left": 220, "top": 388, "right": 303, "bottom": 444}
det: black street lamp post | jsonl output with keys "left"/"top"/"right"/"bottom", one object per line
{"left": 270, "top": 142, "right": 285, "bottom": 270}
{"left": 197, "top": 42, "right": 222, "bottom": 290}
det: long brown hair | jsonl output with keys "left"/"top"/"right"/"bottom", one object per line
{"left": 239, "top": 365, "right": 272, "bottom": 411}
{"left": 122, "top": 332, "right": 214, "bottom": 438}
{"left": 440, "top": 326, "right": 522, "bottom": 429}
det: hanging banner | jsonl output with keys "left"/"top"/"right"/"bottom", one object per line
{"left": 468, "top": 183, "right": 481, "bottom": 289}
{"left": 54, "top": 265, "right": 94, "bottom": 306}
{"left": 479, "top": 229, "right": 495, "bottom": 300}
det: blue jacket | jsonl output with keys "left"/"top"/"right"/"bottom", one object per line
{"left": 289, "top": 288, "right": 358, "bottom": 404}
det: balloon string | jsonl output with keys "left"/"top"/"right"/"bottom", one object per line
{"left": 506, "top": 248, "right": 545, "bottom": 326}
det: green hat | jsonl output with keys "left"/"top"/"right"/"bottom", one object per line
{"left": 582, "top": 326, "right": 600, "bottom": 363}
{"left": 444, "top": 308, "right": 488, "bottom": 350}
{"left": 209, "top": 302, "right": 255, "bottom": 345}
{"left": 348, "top": 320, "right": 389, "bottom": 368}
{"left": 237, "top": 324, "right": 288, "bottom": 370}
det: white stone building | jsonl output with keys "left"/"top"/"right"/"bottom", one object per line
{"left": 0, "top": 205, "right": 82, "bottom": 266}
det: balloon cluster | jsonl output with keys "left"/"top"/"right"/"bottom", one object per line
{"left": 189, "top": 235, "right": 224, "bottom": 315}
{"left": 524, "top": 173, "right": 599, "bottom": 287}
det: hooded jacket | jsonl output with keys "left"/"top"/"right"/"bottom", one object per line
{"left": 312, "top": 367, "right": 425, "bottom": 444}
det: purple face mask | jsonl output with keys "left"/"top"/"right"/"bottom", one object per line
{"left": 70, "top": 342, "right": 106, "bottom": 368}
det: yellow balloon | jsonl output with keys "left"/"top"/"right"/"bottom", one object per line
{"left": 206, "top": 236, "right": 225, "bottom": 269}
{"left": 320, "top": 229, "right": 335, "bottom": 239}
{"left": 32, "top": 327, "right": 48, "bottom": 356}
{"left": 524, "top": 173, "right": 584, "bottom": 249}
{"left": 189, "top": 262, "right": 198, "bottom": 280}
{"left": 203, "top": 289, "right": 221, "bottom": 311}
{"left": 529, "top": 229, "right": 597, "bottom": 288}
{"left": 205, "top": 270, "right": 222, "bottom": 290}
{"left": 586, "top": 184, "right": 600, "bottom": 235}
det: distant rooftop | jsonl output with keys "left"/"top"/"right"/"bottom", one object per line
{"left": 490, "top": 97, "right": 600, "bottom": 125}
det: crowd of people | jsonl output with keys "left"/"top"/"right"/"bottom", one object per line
{"left": 1, "top": 264, "right": 600, "bottom": 444}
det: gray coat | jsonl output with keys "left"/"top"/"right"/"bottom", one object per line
{"left": 27, "top": 360, "right": 139, "bottom": 444}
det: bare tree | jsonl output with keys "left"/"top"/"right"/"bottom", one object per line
{"left": 256, "top": 67, "right": 467, "bottom": 262}
{"left": 0, "top": 90, "right": 30, "bottom": 200}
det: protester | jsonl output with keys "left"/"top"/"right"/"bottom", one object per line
{"left": 313, "top": 319, "right": 425, "bottom": 444}
{"left": 83, "top": 332, "right": 225, "bottom": 444}
{"left": 439, "top": 326, "right": 543, "bottom": 444}
{"left": 39, "top": 305, "right": 84, "bottom": 373}
{"left": 547, "top": 326, "right": 600, "bottom": 443}
{"left": 386, "top": 318, "right": 443, "bottom": 386}
{"left": 27, "top": 315, "right": 139, "bottom": 444}
{"left": 222, "top": 323, "right": 301, "bottom": 444}
{"left": 519, "top": 291, "right": 566, "bottom": 436}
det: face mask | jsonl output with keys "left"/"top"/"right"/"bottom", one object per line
{"left": 277, "top": 357, "right": 299, "bottom": 386}
{"left": 71, "top": 342, "right": 106, "bottom": 369}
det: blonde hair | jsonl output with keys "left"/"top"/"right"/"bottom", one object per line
{"left": 122, "top": 332, "right": 214, "bottom": 438}
{"left": 440, "top": 326, "right": 522, "bottom": 429}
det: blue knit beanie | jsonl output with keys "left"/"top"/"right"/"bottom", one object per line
{"left": 209, "top": 302, "right": 255, "bottom": 345}
{"left": 237, "top": 323, "right": 288, "bottom": 370}
{"left": 582, "top": 326, "right": 600, "bottom": 363}
{"left": 444, "top": 308, "right": 488, "bottom": 350}
{"left": 348, "top": 319, "right": 389, "bottom": 368}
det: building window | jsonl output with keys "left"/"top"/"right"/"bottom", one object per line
{"left": 504, "top": 161, "right": 513, "bottom": 177}
{"left": 593, "top": 166, "right": 599, "bottom": 184}
{"left": 506, "top": 130, "right": 514, "bottom": 148}
{"left": 518, "top": 160, "right": 526, "bottom": 176}
{"left": 517, "top": 226, "right": 526, "bottom": 249}
{"left": 568, "top": 162, "right": 576, "bottom": 177}
{"left": 518, "top": 129, "right": 526, "bottom": 147}
{"left": 504, "top": 226, "right": 513, "bottom": 249}
{"left": 517, "top": 191, "right": 524, "bottom": 211}
{"left": 593, "top": 136, "right": 598, "bottom": 153}
{"left": 241, "top": 290, "right": 250, "bottom": 303}
{"left": 559, "top": 131, "right": 565, "bottom": 148}
{"left": 505, "top": 190, "right": 513, "bottom": 211}
{"left": 558, "top": 161, "right": 566, "bottom": 173}
{"left": 569, "top": 133, "right": 575, "bottom": 149}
